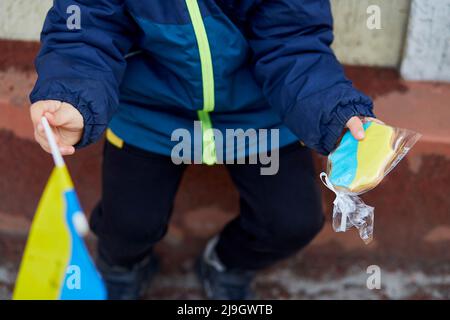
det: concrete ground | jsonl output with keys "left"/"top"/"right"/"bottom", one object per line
{"left": 0, "top": 41, "right": 449, "bottom": 300}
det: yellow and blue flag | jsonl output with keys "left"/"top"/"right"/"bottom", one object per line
{"left": 13, "top": 117, "right": 106, "bottom": 300}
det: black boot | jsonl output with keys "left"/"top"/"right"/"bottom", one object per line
{"left": 96, "top": 254, "right": 159, "bottom": 300}
{"left": 196, "top": 237, "right": 256, "bottom": 300}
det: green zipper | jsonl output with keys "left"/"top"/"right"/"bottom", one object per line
{"left": 185, "top": 0, "right": 216, "bottom": 165}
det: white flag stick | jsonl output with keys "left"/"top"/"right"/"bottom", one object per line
{"left": 41, "top": 116, "right": 65, "bottom": 167}
{"left": 41, "top": 116, "right": 89, "bottom": 236}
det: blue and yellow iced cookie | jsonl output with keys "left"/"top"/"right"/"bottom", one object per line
{"left": 329, "top": 121, "right": 395, "bottom": 193}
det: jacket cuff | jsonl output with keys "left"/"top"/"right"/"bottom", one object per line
{"left": 283, "top": 83, "right": 375, "bottom": 155}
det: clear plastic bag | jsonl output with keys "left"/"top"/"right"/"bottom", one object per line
{"left": 320, "top": 120, "right": 421, "bottom": 244}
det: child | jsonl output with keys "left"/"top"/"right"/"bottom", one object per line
{"left": 30, "top": 0, "right": 374, "bottom": 299}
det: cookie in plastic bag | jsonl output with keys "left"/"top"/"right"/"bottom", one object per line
{"left": 320, "top": 120, "right": 421, "bottom": 243}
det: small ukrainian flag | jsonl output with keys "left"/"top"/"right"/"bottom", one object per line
{"left": 13, "top": 117, "right": 106, "bottom": 300}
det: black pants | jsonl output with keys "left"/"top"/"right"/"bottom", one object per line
{"left": 90, "top": 141, "right": 324, "bottom": 271}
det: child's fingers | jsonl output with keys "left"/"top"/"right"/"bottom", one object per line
{"left": 30, "top": 104, "right": 45, "bottom": 127}
{"left": 60, "top": 145, "right": 75, "bottom": 156}
{"left": 44, "top": 109, "right": 66, "bottom": 127}
{"left": 30, "top": 101, "right": 61, "bottom": 127}
{"left": 346, "top": 116, "right": 365, "bottom": 140}
{"left": 30, "top": 100, "right": 76, "bottom": 156}
{"left": 34, "top": 129, "right": 51, "bottom": 154}
{"left": 43, "top": 101, "right": 62, "bottom": 113}
{"left": 35, "top": 121, "right": 75, "bottom": 155}
{"left": 364, "top": 117, "right": 385, "bottom": 124}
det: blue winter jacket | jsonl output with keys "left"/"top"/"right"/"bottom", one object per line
{"left": 30, "top": 0, "right": 374, "bottom": 163}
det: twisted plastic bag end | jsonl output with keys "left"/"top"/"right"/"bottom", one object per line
{"left": 320, "top": 173, "right": 374, "bottom": 244}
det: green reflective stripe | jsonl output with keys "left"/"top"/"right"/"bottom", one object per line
{"left": 198, "top": 111, "right": 216, "bottom": 165}
{"left": 185, "top": 0, "right": 216, "bottom": 165}
{"left": 185, "top": 0, "right": 215, "bottom": 112}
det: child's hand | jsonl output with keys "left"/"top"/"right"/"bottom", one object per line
{"left": 346, "top": 116, "right": 381, "bottom": 141}
{"left": 30, "top": 100, "right": 84, "bottom": 156}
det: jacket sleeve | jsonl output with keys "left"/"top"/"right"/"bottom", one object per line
{"left": 30, "top": 0, "right": 137, "bottom": 148}
{"left": 232, "top": 0, "right": 375, "bottom": 154}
